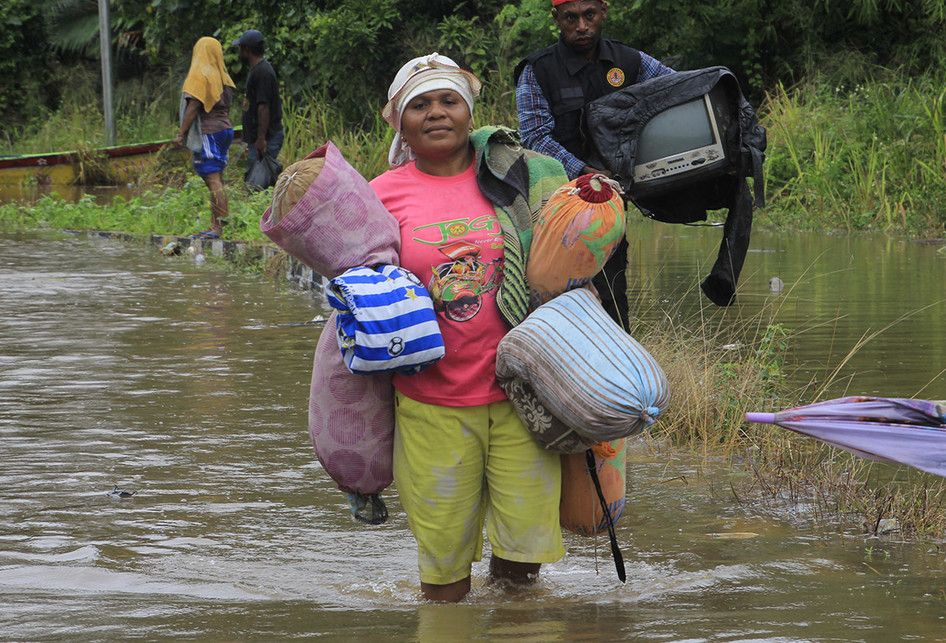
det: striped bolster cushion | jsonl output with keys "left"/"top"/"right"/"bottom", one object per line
{"left": 327, "top": 265, "right": 445, "bottom": 375}
{"left": 496, "top": 288, "right": 670, "bottom": 452}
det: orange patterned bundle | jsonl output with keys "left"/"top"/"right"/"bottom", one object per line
{"left": 559, "top": 438, "right": 628, "bottom": 536}
{"left": 527, "top": 174, "right": 626, "bottom": 307}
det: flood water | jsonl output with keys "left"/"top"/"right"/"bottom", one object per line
{"left": 626, "top": 222, "right": 946, "bottom": 399}
{"left": 1, "top": 228, "right": 945, "bottom": 640}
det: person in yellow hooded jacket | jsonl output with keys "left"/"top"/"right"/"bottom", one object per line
{"left": 174, "top": 37, "right": 236, "bottom": 239}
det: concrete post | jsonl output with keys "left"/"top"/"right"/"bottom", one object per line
{"left": 98, "top": 0, "right": 116, "bottom": 146}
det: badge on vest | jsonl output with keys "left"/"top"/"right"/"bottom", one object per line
{"left": 607, "top": 67, "right": 626, "bottom": 88}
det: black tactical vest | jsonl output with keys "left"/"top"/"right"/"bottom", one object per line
{"left": 515, "top": 39, "right": 642, "bottom": 160}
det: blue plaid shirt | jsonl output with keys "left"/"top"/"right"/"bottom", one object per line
{"left": 516, "top": 51, "right": 675, "bottom": 179}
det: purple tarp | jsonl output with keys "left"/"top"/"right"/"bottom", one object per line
{"left": 747, "top": 396, "right": 946, "bottom": 478}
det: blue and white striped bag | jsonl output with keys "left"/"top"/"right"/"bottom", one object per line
{"left": 326, "top": 265, "right": 445, "bottom": 375}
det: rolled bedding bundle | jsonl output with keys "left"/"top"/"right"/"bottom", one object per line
{"left": 497, "top": 288, "right": 668, "bottom": 549}
{"left": 260, "top": 141, "right": 400, "bottom": 278}
{"left": 261, "top": 143, "right": 401, "bottom": 524}
{"left": 527, "top": 174, "right": 626, "bottom": 308}
{"left": 496, "top": 287, "right": 670, "bottom": 452}
{"left": 310, "top": 312, "right": 394, "bottom": 524}
{"left": 326, "top": 264, "right": 445, "bottom": 375}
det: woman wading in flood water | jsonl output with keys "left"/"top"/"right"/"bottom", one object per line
{"left": 369, "top": 54, "right": 570, "bottom": 602}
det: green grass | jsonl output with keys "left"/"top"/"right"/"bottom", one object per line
{"left": 279, "top": 95, "right": 394, "bottom": 182}
{"left": 1, "top": 68, "right": 182, "bottom": 154}
{"left": 760, "top": 72, "right": 946, "bottom": 236}
{"left": 0, "top": 176, "right": 272, "bottom": 242}
{"left": 5, "top": 65, "right": 944, "bottom": 237}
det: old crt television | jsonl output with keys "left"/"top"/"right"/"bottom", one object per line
{"left": 633, "top": 85, "right": 732, "bottom": 187}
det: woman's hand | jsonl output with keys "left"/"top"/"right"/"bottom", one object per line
{"left": 173, "top": 133, "right": 185, "bottom": 148}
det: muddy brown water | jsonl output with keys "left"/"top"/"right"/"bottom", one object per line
{"left": 1, "top": 228, "right": 945, "bottom": 640}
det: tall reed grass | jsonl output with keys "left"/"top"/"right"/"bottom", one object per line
{"left": 5, "top": 64, "right": 945, "bottom": 238}
{"left": 1, "top": 68, "right": 181, "bottom": 154}
{"left": 761, "top": 73, "right": 946, "bottom": 235}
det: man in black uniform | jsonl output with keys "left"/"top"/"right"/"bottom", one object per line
{"left": 515, "top": 0, "right": 674, "bottom": 329}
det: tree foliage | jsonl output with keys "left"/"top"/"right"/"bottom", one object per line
{"left": 4, "top": 0, "right": 946, "bottom": 128}
{"left": 0, "top": 0, "right": 52, "bottom": 120}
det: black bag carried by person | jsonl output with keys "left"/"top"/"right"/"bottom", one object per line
{"left": 245, "top": 154, "right": 283, "bottom": 191}
{"left": 583, "top": 66, "right": 767, "bottom": 306}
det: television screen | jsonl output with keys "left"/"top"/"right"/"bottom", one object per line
{"left": 632, "top": 93, "right": 727, "bottom": 186}
{"left": 636, "top": 98, "right": 715, "bottom": 165}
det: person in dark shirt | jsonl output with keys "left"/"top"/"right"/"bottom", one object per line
{"left": 233, "top": 30, "right": 284, "bottom": 171}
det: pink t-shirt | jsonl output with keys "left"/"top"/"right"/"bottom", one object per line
{"left": 370, "top": 161, "right": 508, "bottom": 407}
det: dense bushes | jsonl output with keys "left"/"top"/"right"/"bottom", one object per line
{"left": 607, "top": 0, "right": 946, "bottom": 92}
{"left": 4, "top": 0, "right": 946, "bottom": 131}
{"left": 0, "top": 1, "right": 54, "bottom": 122}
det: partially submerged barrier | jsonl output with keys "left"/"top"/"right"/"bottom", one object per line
{"left": 65, "top": 229, "right": 326, "bottom": 294}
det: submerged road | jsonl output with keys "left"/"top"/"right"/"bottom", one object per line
{"left": 0, "top": 231, "right": 944, "bottom": 639}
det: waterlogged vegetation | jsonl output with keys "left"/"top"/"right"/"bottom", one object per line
{"left": 4, "top": 65, "right": 945, "bottom": 238}
{"left": 762, "top": 72, "right": 946, "bottom": 235}
{"left": 0, "top": 177, "right": 272, "bottom": 242}
{"left": 638, "top": 293, "right": 946, "bottom": 542}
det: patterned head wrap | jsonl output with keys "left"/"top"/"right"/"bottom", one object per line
{"left": 382, "top": 53, "right": 481, "bottom": 167}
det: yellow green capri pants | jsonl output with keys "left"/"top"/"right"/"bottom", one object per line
{"left": 394, "top": 393, "right": 565, "bottom": 585}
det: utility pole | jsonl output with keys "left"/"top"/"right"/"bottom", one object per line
{"left": 98, "top": 0, "right": 116, "bottom": 146}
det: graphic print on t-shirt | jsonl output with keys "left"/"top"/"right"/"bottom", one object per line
{"left": 412, "top": 214, "right": 504, "bottom": 323}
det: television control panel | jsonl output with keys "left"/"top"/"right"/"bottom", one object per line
{"left": 634, "top": 148, "right": 722, "bottom": 183}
